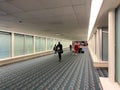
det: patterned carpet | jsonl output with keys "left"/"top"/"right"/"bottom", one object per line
{"left": 0, "top": 50, "right": 103, "bottom": 90}
{"left": 95, "top": 68, "right": 108, "bottom": 77}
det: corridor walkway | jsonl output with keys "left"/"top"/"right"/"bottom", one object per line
{"left": 0, "top": 50, "right": 102, "bottom": 90}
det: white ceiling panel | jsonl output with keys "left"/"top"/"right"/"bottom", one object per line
{"left": 28, "top": 9, "right": 55, "bottom": 18}
{"left": 7, "top": 0, "right": 44, "bottom": 11}
{"left": 73, "top": 6, "right": 88, "bottom": 26}
{"left": 0, "top": 2, "right": 23, "bottom": 13}
{"left": 57, "top": 15, "right": 78, "bottom": 25}
{"left": 11, "top": 12, "right": 36, "bottom": 19}
{"left": 50, "top": 7, "right": 74, "bottom": 16}
{"left": 0, "top": 0, "right": 117, "bottom": 41}
{"left": 73, "top": 6, "right": 86, "bottom": 17}
{"left": 40, "top": 0, "right": 72, "bottom": 9}
{"left": 23, "top": 17, "right": 63, "bottom": 26}
{"left": 0, "top": 15, "right": 17, "bottom": 22}
{"left": 71, "top": 0, "right": 85, "bottom": 5}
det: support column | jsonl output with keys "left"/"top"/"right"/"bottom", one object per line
{"left": 108, "top": 10, "right": 115, "bottom": 82}
{"left": 100, "top": 28, "right": 102, "bottom": 60}
{"left": 11, "top": 32, "right": 14, "bottom": 57}
{"left": 93, "top": 34, "right": 95, "bottom": 54}
{"left": 96, "top": 29, "right": 101, "bottom": 60}
{"left": 95, "top": 32, "right": 97, "bottom": 54}
{"left": 33, "top": 36, "right": 35, "bottom": 53}
{"left": 46, "top": 37, "right": 47, "bottom": 51}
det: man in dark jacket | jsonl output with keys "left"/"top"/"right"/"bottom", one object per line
{"left": 56, "top": 42, "right": 63, "bottom": 62}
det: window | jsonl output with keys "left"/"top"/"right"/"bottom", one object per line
{"left": 25, "top": 35, "right": 34, "bottom": 54}
{"left": 14, "top": 34, "right": 24, "bottom": 56}
{"left": 40, "top": 37, "right": 46, "bottom": 51}
{"left": 0, "top": 32, "right": 11, "bottom": 59}
{"left": 47, "top": 38, "right": 53, "bottom": 50}
{"left": 116, "top": 6, "right": 120, "bottom": 84}
{"left": 35, "top": 36, "right": 40, "bottom": 52}
{"left": 102, "top": 30, "right": 108, "bottom": 61}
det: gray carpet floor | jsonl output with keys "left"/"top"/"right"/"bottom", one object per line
{"left": 95, "top": 68, "right": 108, "bottom": 77}
{"left": 0, "top": 50, "right": 103, "bottom": 90}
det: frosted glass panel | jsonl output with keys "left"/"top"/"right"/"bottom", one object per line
{"left": 0, "top": 32, "right": 11, "bottom": 59}
{"left": 47, "top": 38, "right": 53, "bottom": 50}
{"left": 60, "top": 40, "right": 64, "bottom": 48}
{"left": 25, "top": 35, "right": 34, "bottom": 54}
{"left": 40, "top": 37, "right": 46, "bottom": 51}
{"left": 54, "top": 39, "right": 58, "bottom": 45}
{"left": 116, "top": 6, "right": 120, "bottom": 84}
{"left": 35, "top": 37, "right": 40, "bottom": 52}
{"left": 102, "top": 32, "right": 108, "bottom": 61}
{"left": 14, "top": 34, "right": 24, "bottom": 56}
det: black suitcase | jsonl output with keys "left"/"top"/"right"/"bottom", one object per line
{"left": 81, "top": 51, "right": 84, "bottom": 53}
{"left": 78, "top": 48, "right": 82, "bottom": 53}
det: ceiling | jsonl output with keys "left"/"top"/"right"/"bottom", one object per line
{"left": 0, "top": 0, "right": 119, "bottom": 41}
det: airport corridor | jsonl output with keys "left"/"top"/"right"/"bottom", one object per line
{"left": 0, "top": 50, "right": 102, "bottom": 90}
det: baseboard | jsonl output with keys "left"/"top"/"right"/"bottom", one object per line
{"left": 0, "top": 51, "right": 53, "bottom": 66}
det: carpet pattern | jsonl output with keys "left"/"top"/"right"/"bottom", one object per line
{"left": 95, "top": 68, "right": 108, "bottom": 77}
{"left": 0, "top": 50, "right": 103, "bottom": 90}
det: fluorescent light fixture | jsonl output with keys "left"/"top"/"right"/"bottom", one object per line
{"left": 87, "top": 0, "right": 103, "bottom": 40}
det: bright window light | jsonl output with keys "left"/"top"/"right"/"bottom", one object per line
{"left": 87, "top": 0, "right": 103, "bottom": 40}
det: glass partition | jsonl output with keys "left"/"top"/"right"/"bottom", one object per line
{"left": 35, "top": 36, "right": 40, "bottom": 52}
{"left": 116, "top": 6, "right": 120, "bottom": 84}
{"left": 40, "top": 37, "right": 46, "bottom": 51}
{"left": 0, "top": 32, "right": 11, "bottom": 59}
{"left": 102, "top": 31, "right": 108, "bottom": 61}
{"left": 25, "top": 35, "right": 34, "bottom": 54}
{"left": 47, "top": 38, "right": 53, "bottom": 50}
{"left": 14, "top": 34, "right": 24, "bottom": 56}
{"left": 0, "top": 31, "right": 71, "bottom": 60}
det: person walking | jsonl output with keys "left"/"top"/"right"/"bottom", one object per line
{"left": 69, "top": 44, "right": 72, "bottom": 51}
{"left": 53, "top": 44, "right": 57, "bottom": 54}
{"left": 56, "top": 42, "right": 63, "bottom": 62}
{"left": 74, "top": 41, "right": 79, "bottom": 55}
